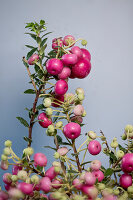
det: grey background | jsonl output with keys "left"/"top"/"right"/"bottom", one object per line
{"left": 0, "top": 0, "right": 133, "bottom": 186}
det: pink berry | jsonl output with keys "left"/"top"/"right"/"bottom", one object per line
{"left": 0, "top": 191, "right": 9, "bottom": 200}
{"left": 71, "top": 46, "right": 83, "bottom": 59}
{"left": 58, "top": 67, "right": 71, "bottom": 79}
{"left": 84, "top": 172, "right": 96, "bottom": 186}
{"left": 81, "top": 185, "right": 98, "bottom": 199}
{"left": 70, "top": 116, "right": 83, "bottom": 124}
{"left": 12, "top": 165, "right": 22, "bottom": 175}
{"left": 63, "top": 35, "right": 75, "bottom": 46}
{"left": 45, "top": 166, "right": 59, "bottom": 181}
{"left": 88, "top": 140, "right": 101, "bottom": 155}
{"left": 61, "top": 54, "right": 78, "bottom": 66}
{"left": 4, "top": 184, "right": 12, "bottom": 191}
{"left": 81, "top": 48, "right": 91, "bottom": 61}
{"left": 3, "top": 173, "right": 12, "bottom": 184}
{"left": 119, "top": 173, "right": 132, "bottom": 189}
{"left": 73, "top": 104, "right": 84, "bottom": 116}
{"left": 121, "top": 153, "right": 133, "bottom": 173}
{"left": 103, "top": 195, "right": 117, "bottom": 200}
{"left": 72, "top": 178, "right": 83, "bottom": 190}
{"left": 52, "top": 179, "right": 62, "bottom": 189}
{"left": 33, "top": 183, "right": 40, "bottom": 191}
{"left": 63, "top": 122, "right": 81, "bottom": 139}
{"left": 28, "top": 54, "right": 39, "bottom": 65}
{"left": 46, "top": 58, "right": 63, "bottom": 75}
{"left": 51, "top": 93, "right": 64, "bottom": 107}
{"left": 52, "top": 38, "right": 63, "bottom": 50}
{"left": 57, "top": 147, "right": 69, "bottom": 156}
{"left": 54, "top": 80, "right": 68, "bottom": 95}
{"left": 69, "top": 70, "right": 76, "bottom": 79}
{"left": 34, "top": 152, "right": 47, "bottom": 167}
{"left": 38, "top": 112, "right": 52, "bottom": 128}
{"left": 90, "top": 160, "right": 101, "bottom": 171}
{"left": 17, "top": 182, "right": 33, "bottom": 195}
{"left": 71, "top": 58, "right": 91, "bottom": 79}
{"left": 92, "top": 170, "right": 104, "bottom": 182}
{"left": 0, "top": 161, "right": 8, "bottom": 170}
{"left": 40, "top": 194, "right": 48, "bottom": 199}
{"left": 40, "top": 177, "right": 51, "bottom": 193}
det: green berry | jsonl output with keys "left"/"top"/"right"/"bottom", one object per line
{"left": 116, "top": 150, "right": 124, "bottom": 159}
{"left": 4, "top": 140, "right": 12, "bottom": 147}
{"left": 128, "top": 186, "right": 133, "bottom": 193}
{"left": 125, "top": 124, "right": 133, "bottom": 133}
{"left": 1, "top": 154, "right": 8, "bottom": 161}
{"left": 97, "top": 183, "right": 105, "bottom": 190}
{"left": 3, "top": 147, "right": 11, "bottom": 156}
{"left": 88, "top": 131, "right": 97, "bottom": 139}
{"left": 46, "top": 108, "right": 53, "bottom": 116}
{"left": 23, "top": 147, "right": 34, "bottom": 156}
{"left": 48, "top": 125, "right": 55, "bottom": 133}
{"left": 55, "top": 121, "right": 63, "bottom": 128}
{"left": 54, "top": 152, "right": 60, "bottom": 159}
{"left": 110, "top": 141, "right": 118, "bottom": 148}
{"left": 31, "top": 175, "right": 39, "bottom": 184}
{"left": 81, "top": 39, "right": 87, "bottom": 46}
{"left": 43, "top": 98, "right": 52, "bottom": 107}
{"left": 77, "top": 93, "right": 85, "bottom": 101}
{"left": 76, "top": 88, "right": 84, "bottom": 95}
{"left": 122, "top": 133, "right": 127, "bottom": 140}
{"left": 52, "top": 161, "right": 61, "bottom": 167}
{"left": 11, "top": 175, "right": 18, "bottom": 182}
{"left": 82, "top": 110, "right": 86, "bottom": 117}
{"left": 54, "top": 166, "right": 61, "bottom": 173}
{"left": 113, "top": 189, "right": 120, "bottom": 195}
{"left": 17, "top": 170, "right": 27, "bottom": 181}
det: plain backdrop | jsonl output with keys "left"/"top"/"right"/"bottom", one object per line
{"left": 0, "top": 0, "right": 133, "bottom": 186}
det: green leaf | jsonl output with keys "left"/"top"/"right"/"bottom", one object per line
{"left": 40, "top": 20, "right": 45, "bottom": 25}
{"left": 22, "top": 59, "right": 29, "bottom": 68}
{"left": 71, "top": 152, "right": 79, "bottom": 157}
{"left": 41, "top": 32, "right": 52, "bottom": 38}
{"left": 23, "top": 136, "right": 32, "bottom": 144}
{"left": 118, "top": 144, "right": 127, "bottom": 153}
{"left": 25, "top": 45, "right": 36, "bottom": 49}
{"left": 109, "top": 151, "right": 117, "bottom": 164}
{"left": 37, "top": 165, "right": 43, "bottom": 172}
{"left": 43, "top": 146, "right": 57, "bottom": 151}
{"left": 24, "top": 89, "right": 36, "bottom": 94}
{"left": 36, "top": 37, "right": 41, "bottom": 44}
{"left": 104, "top": 168, "right": 113, "bottom": 176}
{"left": 81, "top": 161, "right": 91, "bottom": 166}
{"left": 16, "top": 117, "right": 29, "bottom": 128}
{"left": 80, "top": 123, "right": 85, "bottom": 127}
{"left": 56, "top": 135, "right": 63, "bottom": 145}
{"left": 25, "top": 33, "right": 37, "bottom": 40}
{"left": 26, "top": 48, "right": 38, "bottom": 60}
{"left": 53, "top": 112, "right": 60, "bottom": 123}
{"left": 67, "top": 169, "right": 78, "bottom": 174}
{"left": 39, "top": 44, "right": 47, "bottom": 55}
{"left": 36, "top": 104, "right": 44, "bottom": 110}
{"left": 40, "top": 38, "right": 47, "bottom": 47}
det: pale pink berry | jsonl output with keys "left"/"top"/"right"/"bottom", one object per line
{"left": 57, "top": 147, "right": 69, "bottom": 156}
{"left": 73, "top": 104, "right": 84, "bottom": 116}
{"left": 34, "top": 152, "right": 47, "bottom": 167}
{"left": 63, "top": 35, "right": 75, "bottom": 46}
{"left": 92, "top": 170, "right": 104, "bottom": 182}
{"left": 38, "top": 112, "right": 52, "bottom": 128}
{"left": 61, "top": 54, "right": 78, "bottom": 66}
{"left": 81, "top": 48, "right": 91, "bottom": 61}
{"left": 120, "top": 174, "right": 132, "bottom": 189}
{"left": 28, "top": 54, "right": 39, "bottom": 65}
{"left": 71, "top": 46, "right": 83, "bottom": 59}
{"left": 17, "top": 182, "right": 33, "bottom": 195}
{"left": 90, "top": 160, "right": 101, "bottom": 171}
{"left": 46, "top": 58, "right": 63, "bottom": 75}
{"left": 54, "top": 80, "right": 68, "bottom": 95}
{"left": 88, "top": 140, "right": 101, "bottom": 155}
{"left": 72, "top": 178, "right": 83, "bottom": 190}
{"left": 81, "top": 185, "right": 98, "bottom": 199}
{"left": 0, "top": 191, "right": 9, "bottom": 200}
{"left": 58, "top": 67, "right": 71, "bottom": 79}
{"left": 0, "top": 161, "right": 8, "bottom": 170}
{"left": 103, "top": 195, "right": 117, "bottom": 200}
{"left": 84, "top": 172, "right": 96, "bottom": 186}
{"left": 63, "top": 122, "right": 81, "bottom": 139}
{"left": 8, "top": 188, "right": 24, "bottom": 199}
{"left": 40, "top": 177, "right": 51, "bottom": 193}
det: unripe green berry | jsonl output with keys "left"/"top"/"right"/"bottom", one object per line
{"left": 55, "top": 121, "right": 63, "bottom": 128}
{"left": 17, "top": 170, "right": 27, "bottom": 181}
{"left": 26, "top": 177, "right": 31, "bottom": 184}
{"left": 46, "top": 108, "right": 53, "bottom": 116}
{"left": 1, "top": 154, "right": 8, "bottom": 161}
{"left": 52, "top": 191, "right": 62, "bottom": 199}
{"left": 88, "top": 131, "right": 97, "bottom": 139}
{"left": 116, "top": 150, "right": 124, "bottom": 159}
{"left": 77, "top": 93, "right": 85, "bottom": 101}
{"left": 97, "top": 183, "right": 105, "bottom": 190}
{"left": 52, "top": 161, "right": 61, "bottom": 167}
{"left": 48, "top": 125, "right": 55, "bottom": 133}
{"left": 110, "top": 141, "right": 118, "bottom": 148}
{"left": 3, "top": 147, "right": 11, "bottom": 156}
{"left": 54, "top": 152, "right": 60, "bottom": 159}
{"left": 11, "top": 175, "right": 18, "bottom": 182}
{"left": 23, "top": 147, "right": 34, "bottom": 156}
{"left": 76, "top": 88, "right": 84, "bottom": 95}
{"left": 43, "top": 98, "right": 52, "bottom": 107}
{"left": 125, "top": 124, "right": 133, "bottom": 133}
{"left": 31, "top": 175, "right": 39, "bottom": 184}
{"left": 128, "top": 186, "right": 133, "bottom": 193}
{"left": 122, "top": 133, "right": 127, "bottom": 140}
{"left": 129, "top": 132, "right": 133, "bottom": 138}
{"left": 82, "top": 110, "right": 86, "bottom": 117}
{"left": 113, "top": 189, "right": 120, "bottom": 195}
{"left": 81, "top": 39, "right": 87, "bottom": 46}
{"left": 4, "top": 140, "right": 12, "bottom": 147}
{"left": 54, "top": 166, "right": 61, "bottom": 173}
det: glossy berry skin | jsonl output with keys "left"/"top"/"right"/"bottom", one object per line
{"left": 52, "top": 38, "right": 63, "bottom": 50}
{"left": 81, "top": 48, "right": 91, "bottom": 61}
{"left": 63, "top": 35, "right": 75, "bottom": 46}
{"left": 38, "top": 112, "right": 52, "bottom": 128}
{"left": 28, "top": 54, "right": 39, "bottom": 65}
{"left": 81, "top": 185, "right": 98, "bottom": 199}
{"left": 73, "top": 104, "right": 84, "bottom": 116}
{"left": 61, "top": 54, "right": 78, "bottom": 66}
{"left": 40, "top": 177, "right": 51, "bottom": 193}
{"left": 52, "top": 179, "right": 62, "bottom": 189}
{"left": 84, "top": 172, "right": 96, "bottom": 186}
{"left": 121, "top": 153, "right": 133, "bottom": 173}
{"left": 88, "top": 140, "right": 101, "bottom": 155}
{"left": 51, "top": 93, "right": 64, "bottom": 107}
{"left": 72, "top": 178, "right": 83, "bottom": 190}
{"left": 58, "top": 67, "right": 71, "bottom": 79}
{"left": 120, "top": 174, "right": 132, "bottom": 189}
{"left": 90, "top": 160, "right": 101, "bottom": 171}
{"left": 46, "top": 58, "right": 63, "bottom": 75}
{"left": 54, "top": 80, "right": 68, "bottom": 95}
{"left": 63, "top": 122, "right": 81, "bottom": 139}
{"left": 71, "top": 58, "right": 91, "bottom": 79}
{"left": 92, "top": 170, "right": 104, "bottom": 182}
{"left": 45, "top": 166, "right": 59, "bottom": 181}
{"left": 57, "top": 147, "right": 68, "bottom": 156}
{"left": 71, "top": 46, "right": 83, "bottom": 59}
{"left": 34, "top": 153, "right": 47, "bottom": 167}
{"left": 12, "top": 165, "right": 22, "bottom": 175}
{"left": 17, "top": 182, "right": 33, "bottom": 195}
